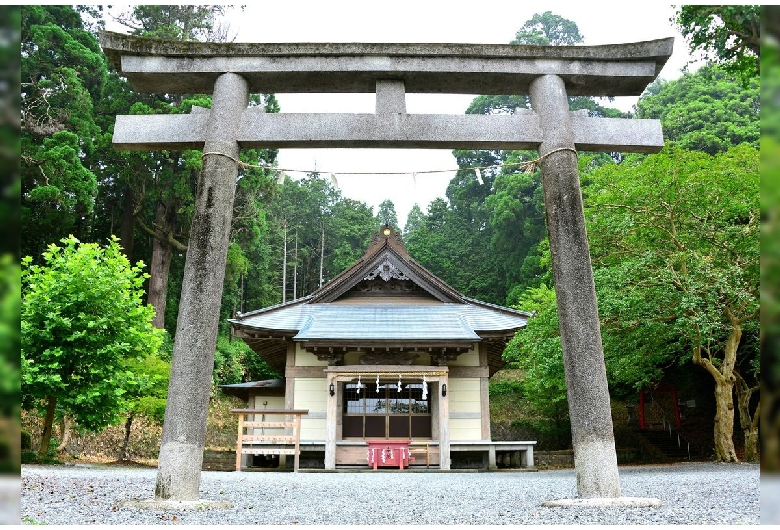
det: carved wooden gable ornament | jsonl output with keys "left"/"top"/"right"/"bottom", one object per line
{"left": 309, "top": 225, "right": 462, "bottom": 304}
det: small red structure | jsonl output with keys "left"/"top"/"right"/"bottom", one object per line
{"left": 366, "top": 440, "right": 415, "bottom": 470}
{"left": 638, "top": 383, "right": 681, "bottom": 431}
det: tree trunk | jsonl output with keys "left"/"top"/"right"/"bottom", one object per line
{"left": 120, "top": 414, "right": 134, "bottom": 461}
{"left": 293, "top": 231, "right": 298, "bottom": 300}
{"left": 734, "top": 370, "right": 760, "bottom": 462}
{"left": 148, "top": 202, "right": 175, "bottom": 329}
{"left": 319, "top": 222, "right": 325, "bottom": 288}
{"left": 38, "top": 395, "right": 57, "bottom": 457}
{"left": 692, "top": 317, "right": 742, "bottom": 463}
{"left": 119, "top": 186, "right": 136, "bottom": 261}
{"left": 744, "top": 429, "right": 759, "bottom": 461}
{"left": 56, "top": 415, "right": 72, "bottom": 453}
{"left": 712, "top": 378, "right": 738, "bottom": 462}
{"left": 282, "top": 224, "right": 287, "bottom": 304}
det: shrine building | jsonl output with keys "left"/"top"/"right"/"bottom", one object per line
{"left": 227, "top": 225, "right": 533, "bottom": 470}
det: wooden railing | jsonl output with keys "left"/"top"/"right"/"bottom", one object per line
{"left": 230, "top": 409, "right": 308, "bottom": 472}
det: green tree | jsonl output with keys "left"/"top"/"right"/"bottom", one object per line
{"left": 673, "top": 5, "right": 760, "bottom": 82}
{"left": 635, "top": 65, "right": 759, "bottom": 155}
{"left": 0, "top": 257, "right": 20, "bottom": 420}
{"left": 21, "top": 236, "right": 165, "bottom": 457}
{"left": 1, "top": 5, "right": 21, "bottom": 474}
{"left": 0, "top": 5, "right": 20, "bottom": 260}
{"left": 585, "top": 145, "right": 760, "bottom": 462}
{"left": 375, "top": 199, "right": 399, "bottom": 231}
{"left": 329, "top": 198, "right": 376, "bottom": 273}
{"left": 760, "top": 22, "right": 780, "bottom": 470}
{"left": 403, "top": 204, "right": 425, "bottom": 239}
{"left": 213, "top": 335, "right": 278, "bottom": 386}
{"left": 21, "top": 5, "right": 106, "bottom": 260}
{"left": 106, "top": 6, "right": 271, "bottom": 334}
{"left": 277, "top": 174, "right": 337, "bottom": 297}
{"left": 269, "top": 174, "right": 378, "bottom": 300}
{"left": 118, "top": 350, "right": 170, "bottom": 461}
{"left": 219, "top": 94, "right": 280, "bottom": 321}
{"left": 511, "top": 10, "right": 583, "bottom": 46}
{"left": 112, "top": 5, "right": 238, "bottom": 41}
{"left": 405, "top": 198, "right": 455, "bottom": 282}
{"left": 502, "top": 283, "right": 571, "bottom": 447}
{"left": 408, "top": 12, "right": 624, "bottom": 305}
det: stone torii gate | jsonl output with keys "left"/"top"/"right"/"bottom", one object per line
{"left": 100, "top": 32, "right": 673, "bottom": 505}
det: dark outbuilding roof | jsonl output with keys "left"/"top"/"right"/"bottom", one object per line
{"left": 219, "top": 379, "right": 285, "bottom": 401}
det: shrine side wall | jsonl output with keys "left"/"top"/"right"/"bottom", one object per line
{"left": 449, "top": 377, "right": 482, "bottom": 440}
{"left": 447, "top": 349, "right": 480, "bottom": 367}
{"left": 251, "top": 396, "right": 286, "bottom": 409}
{"left": 293, "top": 378, "right": 327, "bottom": 440}
{"left": 295, "top": 347, "right": 328, "bottom": 367}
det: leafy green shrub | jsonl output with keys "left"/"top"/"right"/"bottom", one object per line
{"left": 488, "top": 379, "right": 524, "bottom": 397}
{"left": 21, "top": 449, "right": 60, "bottom": 465}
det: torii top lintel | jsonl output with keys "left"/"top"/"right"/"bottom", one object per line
{"left": 100, "top": 32, "right": 672, "bottom": 153}
{"left": 100, "top": 32, "right": 673, "bottom": 97}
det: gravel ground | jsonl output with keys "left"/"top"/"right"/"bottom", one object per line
{"left": 19, "top": 462, "right": 759, "bottom": 525}
{"left": 762, "top": 475, "right": 780, "bottom": 525}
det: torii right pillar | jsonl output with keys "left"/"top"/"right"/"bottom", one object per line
{"left": 530, "top": 75, "right": 621, "bottom": 499}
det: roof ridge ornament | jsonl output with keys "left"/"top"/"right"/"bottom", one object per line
{"left": 370, "top": 225, "right": 406, "bottom": 251}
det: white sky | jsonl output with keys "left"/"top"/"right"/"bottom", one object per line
{"left": 124, "top": 3, "right": 699, "bottom": 227}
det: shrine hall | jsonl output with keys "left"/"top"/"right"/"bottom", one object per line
{"left": 227, "top": 226, "right": 534, "bottom": 470}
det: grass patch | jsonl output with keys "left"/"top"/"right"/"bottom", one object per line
{"left": 22, "top": 516, "right": 47, "bottom": 525}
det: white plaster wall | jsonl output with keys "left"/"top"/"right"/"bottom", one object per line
{"left": 293, "top": 378, "right": 327, "bottom": 441}
{"left": 449, "top": 418, "right": 482, "bottom": 440}
{"left": 295, "top": 345, "right": 328, "bottom": 366}
{"left": 446, "top": 347, "right": 480, "bottom": 367}
{"left": 299, "top": 418, "right": 326, "bottom": 441}
{"left": 252, "top": 396, "right": 285, "bottom": 410}
{"left": 448, "top": 377, "right": 482, "bottom": 440}
{"left": 448, "top": 378, "right": 481, "bottom": 414}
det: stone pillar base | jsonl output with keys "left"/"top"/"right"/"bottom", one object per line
{"left": 542, "top": 497, "right": 661, "bottom": 508}
{"left": 118, "top": 499, "right": 234, "bottom": 510}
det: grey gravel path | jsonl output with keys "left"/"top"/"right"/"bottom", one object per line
{"left": 20, "top": 462, "right": 759, "bottom": 525}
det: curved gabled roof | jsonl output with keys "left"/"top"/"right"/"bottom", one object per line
{"left": 234, "top": 302, "right": 529, "bottom": 341}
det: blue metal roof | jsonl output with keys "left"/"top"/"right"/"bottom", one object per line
{"left": 234, "top": 303, "right": 527, "bottom": 341}
{"left": 294, "top": 305, "right": 479, "bottom": 341}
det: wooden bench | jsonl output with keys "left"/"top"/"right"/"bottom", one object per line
{"left": 231, "top": 409, "right": 308, "bottom": 472}
{"left": 409, "top": 441, "right": 432, "bottom": 468}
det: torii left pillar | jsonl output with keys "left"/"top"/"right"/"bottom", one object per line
{"left": 154, "top": 73, "right": 248, "bottom": 501}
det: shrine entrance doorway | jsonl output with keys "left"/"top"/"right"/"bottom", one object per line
{"left": 342, "top": 380, "right": 432, "bottom": 439}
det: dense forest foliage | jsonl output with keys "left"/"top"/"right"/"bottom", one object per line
{"left": 18, "top": 6, "right": 761, "bottom": 463}
{"left": 403, "top": 10, "right": 760, "bottom": 461}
